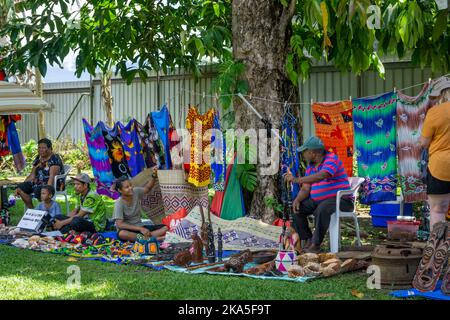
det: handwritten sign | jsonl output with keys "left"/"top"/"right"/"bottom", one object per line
{"left": 17, "top": 209, "right": 47, "bottom": 232}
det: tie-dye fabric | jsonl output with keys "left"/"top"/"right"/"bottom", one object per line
{"left": 397, "top": 84, "right": 435, "bottom": 203}
{"left": 281, "top": 111, "right": 300, "bottom": 200}
{"left": 99, "top": 121, "right": 131, "bottom": 180}
{"left": 82, "top": 119, "right": 119, "bottom": 199}
{"left": 353, "top": 92, "right": 398, "bottom": 204}
{"left": 312, "top": 100, "right": 354, "bottom": 177}
{"left": 117, "top": 120, "right": 146, "bottom": 177}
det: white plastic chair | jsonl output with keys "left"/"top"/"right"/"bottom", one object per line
{"left": 54, "top": 164, "right": 72, "bottom": 214}
{"left": 329, "top": 177, "right": 365, "bottom": 253}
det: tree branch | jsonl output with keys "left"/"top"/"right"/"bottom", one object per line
{"left": 278, "top": 0, "right": 297, "bottom": 39}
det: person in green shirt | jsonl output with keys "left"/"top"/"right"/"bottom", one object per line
{"left": 53, "top": 173, "right": 107, "bottom": 234}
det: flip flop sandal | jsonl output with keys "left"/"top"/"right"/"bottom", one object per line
{"left": 413, "top": 221, "right": 450, "bottom": 292}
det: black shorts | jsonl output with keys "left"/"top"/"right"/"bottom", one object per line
{"left": 426, "top": 169, "right": 450, "bottom": 195}
{"left": 17, "top": 181, "right": 43, "bottom": 201}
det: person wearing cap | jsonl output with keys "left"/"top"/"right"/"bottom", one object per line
{"left": 284, "top": 136, "right": 353, "bottom": 253}
{"left": 419, "top": 76, "right": 450, "bottom": 230}
{"left": 52, "top": 173, "right": 107, "bottom": 234}
{"left": 15, "top": 138, "right": 64, "bottom": 209}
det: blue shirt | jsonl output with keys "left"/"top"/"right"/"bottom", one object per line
{"left": 37, "top": 201, "right": 62, "bottom": 218}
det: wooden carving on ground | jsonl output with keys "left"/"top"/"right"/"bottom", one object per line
{"left": 413, "top": 221, "right": 450, "bottom": 292}
{"left": 191, "top": 232, "right": 204, "bottom": 264}
{"left": 224, "top": 249, "right": 253, "bottom": 273}
{"left": 173, "top": 249, "right": 193, "bottom": 267}
{"left": 199, "top": 205, "right": 208, "bottom": 248}
{"left": 244, "top": 260, "right": 275, "bottom": 275}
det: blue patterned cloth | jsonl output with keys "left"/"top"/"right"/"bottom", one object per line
{"left": 211, "top": 111, "right": 226, "bottom": 191}
{"left": 151, "top": 104, "right": 172, "bottom": 169}
{"left": 353, "top": 92, "right": 398, "bottom": 204}
{"left": 281, "top": 112, "right": 300, "bottom": 200}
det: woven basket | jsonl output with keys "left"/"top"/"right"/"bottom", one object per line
{"left": 157, "top": 169, "right": 208, "bottom": 215}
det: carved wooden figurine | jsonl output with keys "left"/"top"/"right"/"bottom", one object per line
{"left": 224, "top": 249, "right": 253, "bottom": 273}
{"left": 217, "top": 228, "right": 223, "bottom": 262}
{"left": 173, "top": 249, "right": 193, "bottom": 267}
{"left": 191, "top": 232, "right": 204, "bottom": 264}
{"left": 206, "top": 223, "right": 216, "bottom": 263}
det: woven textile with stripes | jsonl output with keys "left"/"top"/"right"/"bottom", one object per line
{"left": 157, "top": 170, "right": 208, "bottom": 215}
{"left": 397, "top": 83, "right": 435, "bottom": 203}
{"left": 312, "top": 100, "right": 354, "bottom": 177}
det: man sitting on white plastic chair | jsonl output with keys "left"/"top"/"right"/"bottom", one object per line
{"left": 284, "top": 136, "right": 353, "bottom": 253}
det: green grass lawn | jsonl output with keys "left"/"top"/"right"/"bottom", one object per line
{"left": 0, "top": 185, "right": 398, "bottom": 300}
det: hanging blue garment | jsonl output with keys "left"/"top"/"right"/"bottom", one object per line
{"left": 117, "top": 120, "right": 146, "bottom": 177}
{"left": 7, "top": 120, "right": 26, "bottom": 172}
{"left": 281, "top": 110, "right": 300, "bottom": 200}
{"left": 151, "top": 104, "right": 172, "bottom": 169}
{"left": 211, "top": 111, "right": 226, "bottom": 191}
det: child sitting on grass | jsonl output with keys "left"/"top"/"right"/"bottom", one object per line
{"left": 36, "top": 185, "right": 62, "bottom": 218}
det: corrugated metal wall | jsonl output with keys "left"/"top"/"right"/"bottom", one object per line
{"left": 16, "top": 62, "right": 440, "bottom": 143}
{"left": 17, "top": 66, "right": 218, "bottom": 143}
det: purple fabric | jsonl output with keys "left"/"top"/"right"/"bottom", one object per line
{"left": 83, "top": 119, "right": 119, "bottom": 199}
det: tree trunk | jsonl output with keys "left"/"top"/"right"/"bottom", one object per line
{"left": 232, "top": 0, "right": 299, "bottom": 223}
{"left": 35, "top": 69, "right": 46, "bottom": 139}
{"left": 101, "top": 71, "right": 114, "bottom": 127}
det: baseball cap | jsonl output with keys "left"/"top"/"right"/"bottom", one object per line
{"left": 297, "top": 136, "right": 325, "bottom": 152}
{"left": 430, "top": 76, "right": 450, "bottom": 98}
{"left": 70, "top": 173, "right": 91, "bottom": 184}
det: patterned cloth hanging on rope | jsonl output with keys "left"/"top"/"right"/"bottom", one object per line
{"left": 117, "top": 120, "right": 146, "bottom": 177}
{"left": 311, "top": 100, "right": 354, "bottom": 177}
{"left": 82, "top": 119, "right": 119, "bottom": 199}
{"left": 211, "top": 110, "right": 226, "bottom": 191}
{"left": 185, "top": 106, "right": 215, "bottom": 187}
{"left": 397, "top": 83, "right": 436, "bottom": 203}
{"left": 99, "top": 121, "right": 131, "bottom": 180}
{"left": 281, "top": 107, "right": 300, "bottom": 200}
{"left": 353, "top": 92, "right": 398, "bottom": 204}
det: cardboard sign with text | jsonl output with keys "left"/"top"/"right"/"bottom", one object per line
{"left": 17, "top": 209, "right": 47, "bottom": 232}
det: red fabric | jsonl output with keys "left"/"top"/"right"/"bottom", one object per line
{"left": 162, "top": 207, "right": 188, "bottom": 231}
{"left": 210, "top": 191, "right": 224, "bottom": 217}
{"left": 272, "top": 218, "right": 291, "bottom": 228}
{"left": 0, "top": 70, "right": 5, "bottom": 81}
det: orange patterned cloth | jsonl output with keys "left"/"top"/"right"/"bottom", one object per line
{"left": 186, "top": 106, "right": 215, "bottom": 187}
{"left": 312, "top": 100, "right": 354, "bottom": 177}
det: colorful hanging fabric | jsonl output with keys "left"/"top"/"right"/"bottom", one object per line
{"left": 312, "top": 100, "right": 354, "bottom": 177}
{"left": 151, "top": 104, "right": 172, "bottom": 169}
{"left": 0, "top": 116, "right": 9, "bottom": 157}
{"left": 211, "top": 161, "right": 234, "bottom": 217}
{"left": 117, "top": 120, "right": 146, "bottom": 177}
{"left": 136, "top": 116, "right": 158, "bottom": 168}
{"left": 397, "top": 84, "right": 435, "bottom": 203}
{"left": 220, "top": 158, "right": 246, "bottom": 220}
{"left": 7, "top": 118, "right": 26, "bottom": 172}
{"left": 353, "top": 92, "right": 398, "bottom": 204}
{"left": 99, "top": 121, "right": 131, "bottom": 179}
{"left": 281, "top": 107, "right": 300, "bottom": 200}
{"left": 211, "top": 110, "right": 226, "bottom": 191}
{"left": 185, "top": 106, "right": 215, "bottom": 187}
{"left": 82, "top": 119, "right": 118, "bottom": 199}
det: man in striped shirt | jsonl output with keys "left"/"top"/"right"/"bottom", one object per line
{"left": 284, "top": 136, "right": 353, "bottom": 253}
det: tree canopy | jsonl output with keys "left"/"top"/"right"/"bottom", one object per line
{"left": 0, "top": 0, "right": 448, "bottom": 91}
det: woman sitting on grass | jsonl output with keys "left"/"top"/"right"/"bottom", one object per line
{"left": 113, "top": 168, "right": 168, "bottom": 242}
